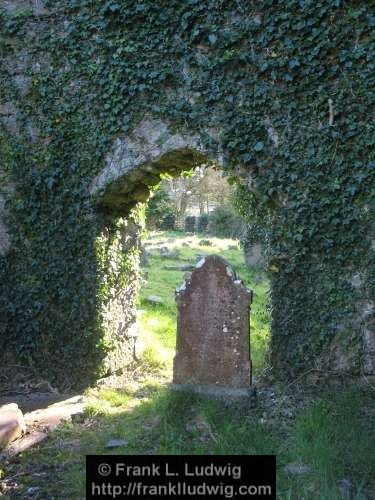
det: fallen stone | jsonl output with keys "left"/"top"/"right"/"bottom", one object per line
{"left": 159, "top": 246, "right": 169, "bottom": 257}
{"left": 107, "top": 438, "right": 128, "bottom": 449}
{"left": 0, "top": 396, "right": 85, "bottom": 460}
{"left": 24, "top": 395, "right": 85, "bottom": 431}
{"left": 0, "top": 403, "right": 26, "bottom": 450}
{"left": 169, "top": 248, "right": 180, "bottom": 259}
{"left": 3, "top": 430, "right": 48, "bottom": 459}
{"left": 145, "top": 295, "right": 164, "bottom": 304}
{"left": 284, "top": 462, "right": 311, "bottom": 475}
{"left": 199, "top": 239, "right": 212, "bottom": 246}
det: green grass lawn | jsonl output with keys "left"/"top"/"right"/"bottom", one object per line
{"left": 138, "top": 230, "right": 270, "bottom": 376}
{"left": 1, "top": 231, "right": 374, "bottom": 499}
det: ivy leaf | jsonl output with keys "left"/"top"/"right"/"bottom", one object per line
{"left": 254, "top": 141, "right": 264, "bottom": 151}
{"left": 289, "top": 59, "right": 300, "bottom": 69}
{"left": 105, "top": 2, "right": 120, "bottom": 12}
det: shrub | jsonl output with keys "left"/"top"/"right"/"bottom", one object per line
{"left": 197, "top": 213, "right": 209, "bottom": 233}
{"left": 146, "top": 189, "right": 175, "bottom": 230}
{"left": 185, "top": 215, "right": 196, "bottom": 233}
{"left": 208, "top": 205, "right": 246, "bottom": 239}
{"left": 160, "top": 214, "right": 175, "bottom": 230}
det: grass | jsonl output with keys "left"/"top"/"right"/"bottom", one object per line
{"left": 138, "top": 230, "right": 270, "bottom": 375}
{"left": 1, "top": 231, "right": 374, "bottom": 498}
{"left": 289, "top": 391, "right": 375, "bottom": 496}
{"left": 3, "top": 383, "right": 374, "bottom": 498}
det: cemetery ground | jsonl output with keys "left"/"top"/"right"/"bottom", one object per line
{"left": 1, "top": 231, "right": 374, "bottom": 499}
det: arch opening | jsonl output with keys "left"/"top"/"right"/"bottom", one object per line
{"left": 93, "top": 132, "right": 269, "bottom": 383}
{"left": 97, "top": 147, "right": 212, "bottom": 216}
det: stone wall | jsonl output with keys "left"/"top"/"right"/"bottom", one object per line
{"left": 0, "top": 0, "right": 373, "bottom": 387}
{"left": 96, "top": 217, "right": 142, "bottom": 376}
{"left": 0, "top": 172, "right": 11, "bottom": 256}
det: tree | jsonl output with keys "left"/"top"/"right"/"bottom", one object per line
{"left": 145, "top": 188, "right": 175, "bottom": 229}
{"left": 162, "top": 165, "right": 233, "bottom": 226}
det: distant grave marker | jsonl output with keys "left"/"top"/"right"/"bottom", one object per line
{"left": 173, "top": 255, "right": 252, "bottom": 396}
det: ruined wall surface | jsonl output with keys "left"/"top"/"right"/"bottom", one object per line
{"left": 0, "top": 169, "right": 12, "bottom": 256}
{"left": 0, "top": 0, "right": 373, "bottom": 388}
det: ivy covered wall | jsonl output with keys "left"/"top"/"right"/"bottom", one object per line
{"left": 0, "top": 0, "right": 374, "bottom": 389}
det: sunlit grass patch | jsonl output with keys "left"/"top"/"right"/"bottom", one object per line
{"left": 84, "top": 388, "right": 132, "bottom": 416}
{"left": 96, "top": 388, "right": 132, "bottom": 408}
{"left": 137, "top": 309, "right": 175, "bottom": 373}
{"left": 138, "top": 309, "right": 176, "bottom": 350}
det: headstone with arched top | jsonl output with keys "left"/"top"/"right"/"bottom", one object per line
{"left": 173, "top": 255, "right": 252, "bottom": 396}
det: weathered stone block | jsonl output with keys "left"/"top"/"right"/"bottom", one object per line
{"left": 0, "top": 403, "right": 26, "bottom": 450}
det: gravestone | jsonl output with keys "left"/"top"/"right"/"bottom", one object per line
{"left": 173, "top": 255, "right": 252, "bottom": 396}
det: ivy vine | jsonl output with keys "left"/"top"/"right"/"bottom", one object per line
{"left": 0, "top": 0, "right": 374, "bottom": 387}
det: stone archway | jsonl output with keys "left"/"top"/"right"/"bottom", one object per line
{"left": 91, "top": 118, "right": 229, "bottom": 376}
{"left": 90, "top": 118, "right": 222, "bottom": 212}
{"left": 1, "top": 2, "right": 373, "bottom": 390}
